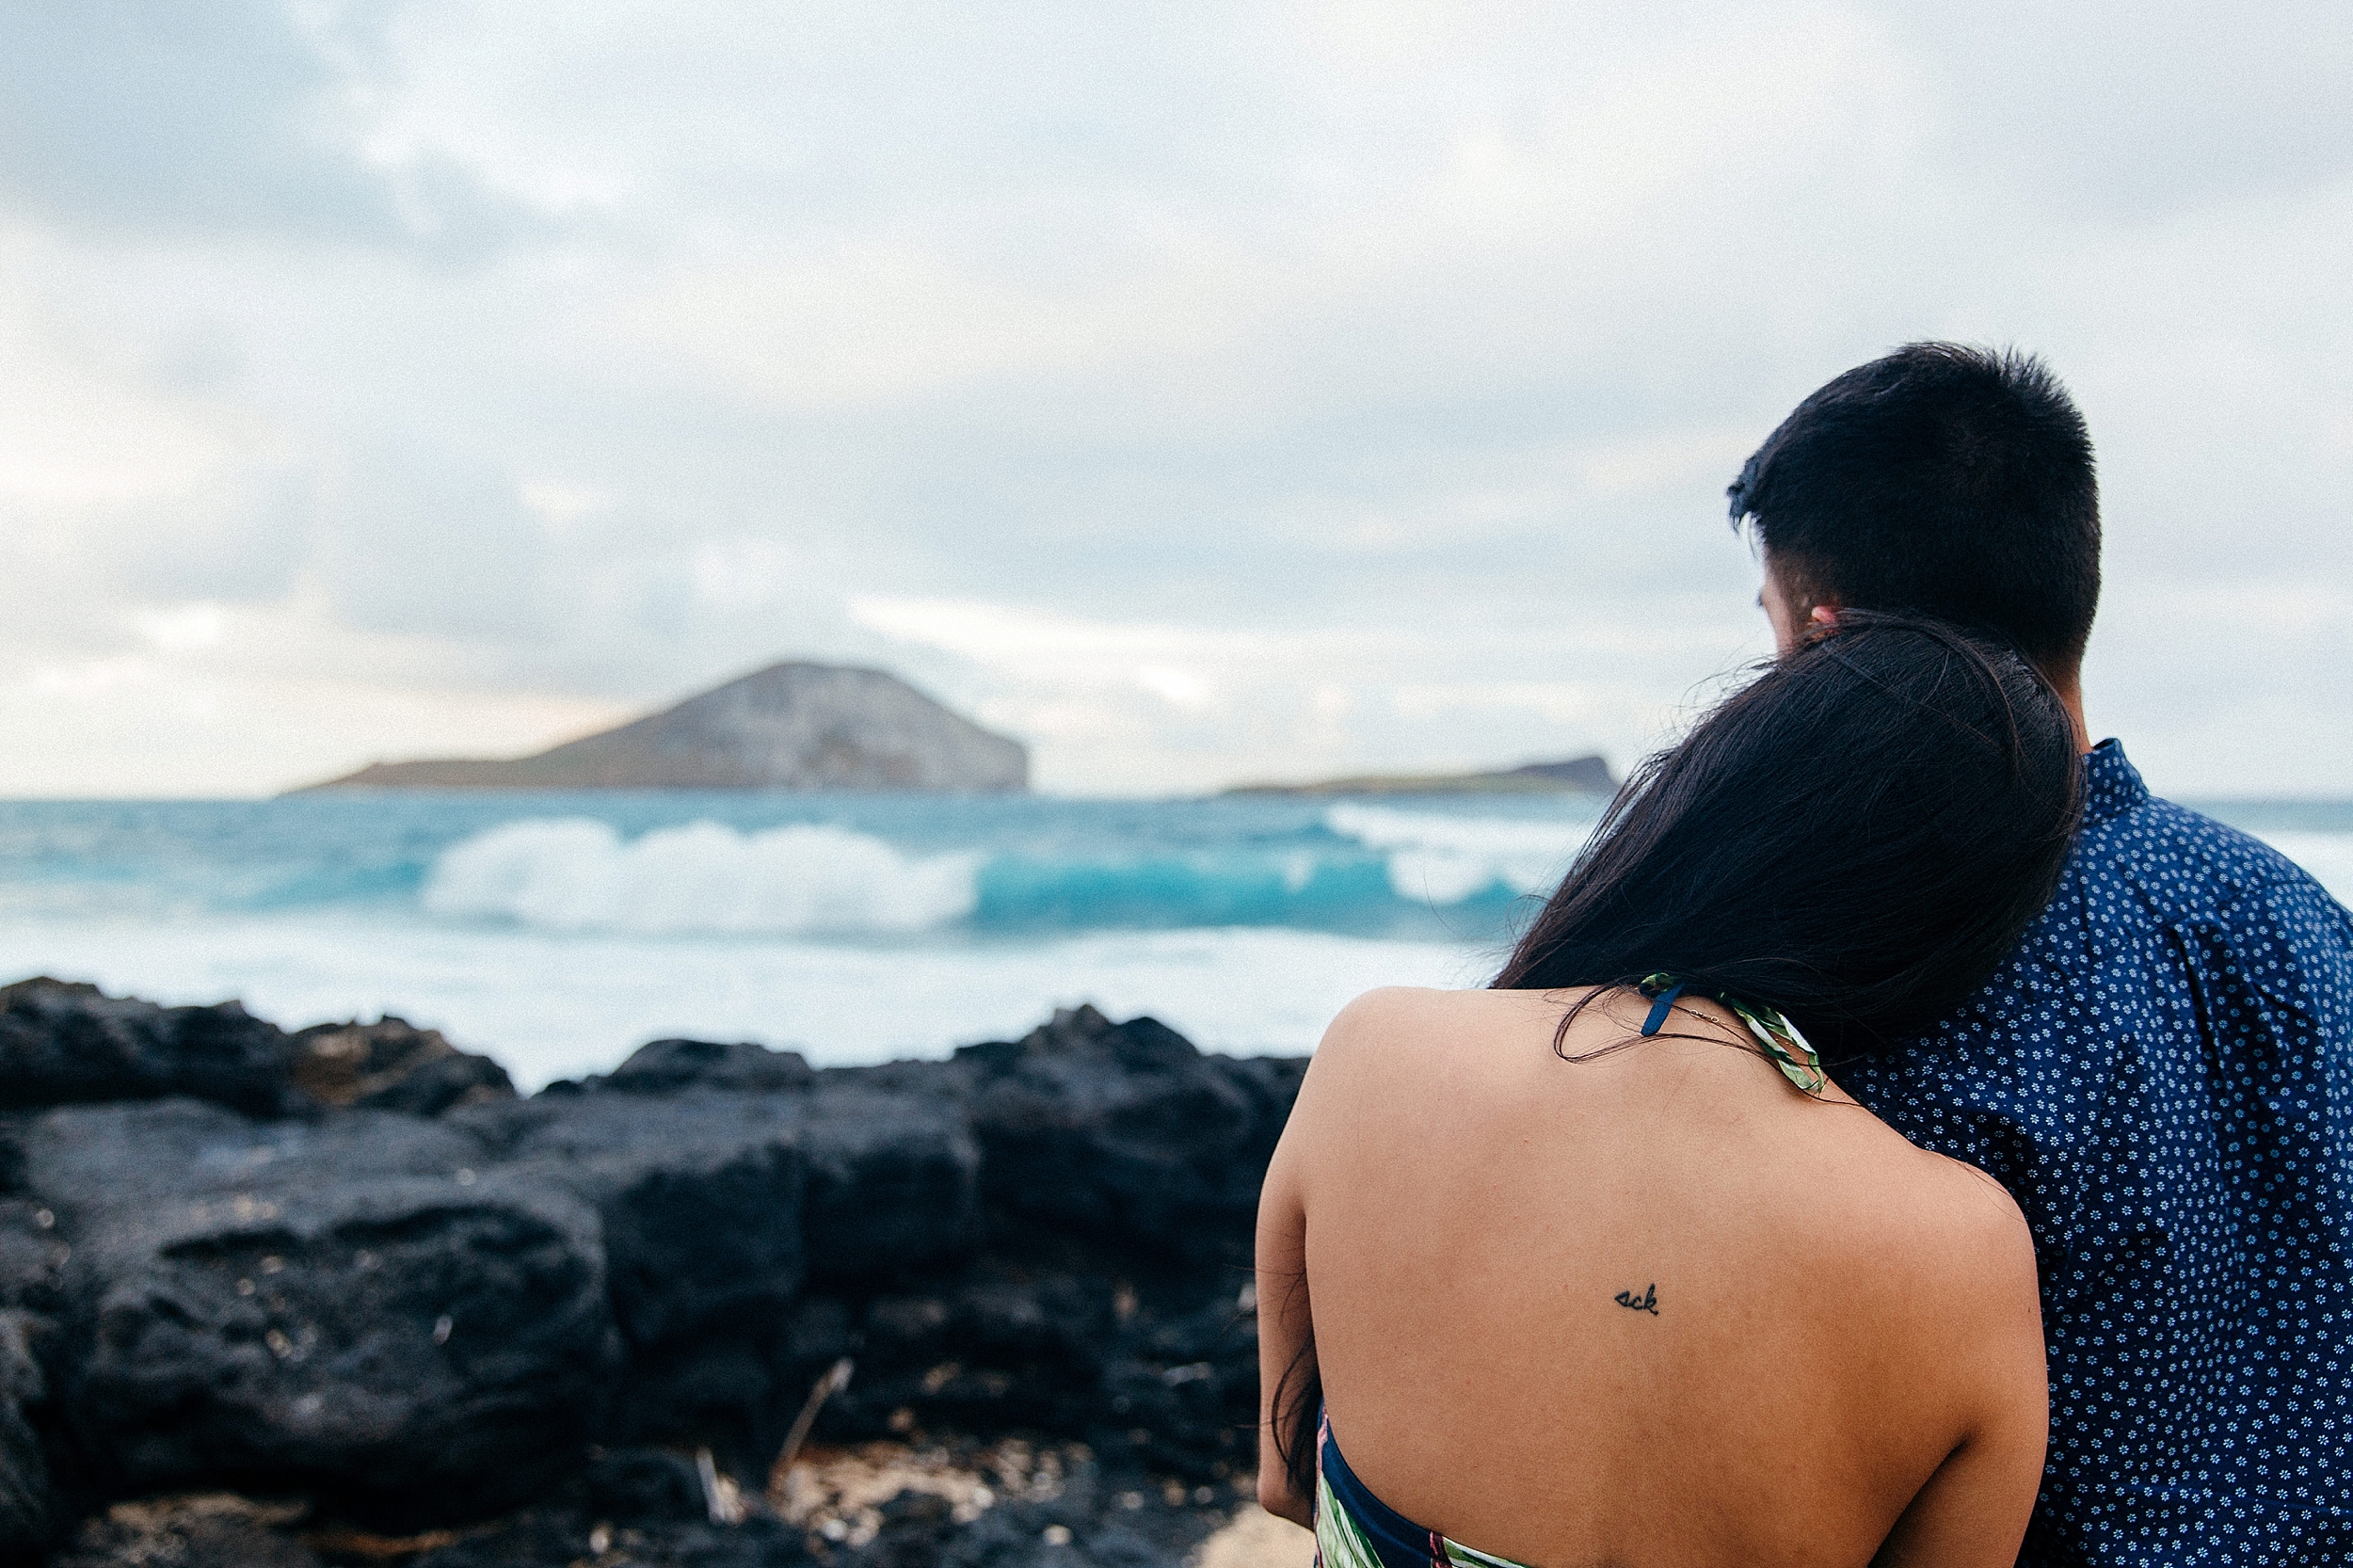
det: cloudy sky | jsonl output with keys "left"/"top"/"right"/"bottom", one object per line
{"left": 1, "top": 0, "right": 2346, "bottom": 797}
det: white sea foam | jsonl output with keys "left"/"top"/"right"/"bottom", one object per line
{"left": 421, "top": 818, "right": 980, "bottom": 936}
{"left": 1323, "top": 802, "right": 1598, "bottom": 904}
{"left": 0, "top": 915, "right": 1487, "bottom": 1090}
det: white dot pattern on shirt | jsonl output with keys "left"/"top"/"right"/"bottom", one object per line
{"left": 1842, "top": 744, "right": 2353, "bottom": 1567}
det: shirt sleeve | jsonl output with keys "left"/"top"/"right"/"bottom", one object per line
{"left": 2210, "top": 876, "right": 2353, "bottom": 1142}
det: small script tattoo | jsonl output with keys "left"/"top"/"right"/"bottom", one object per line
{"left": 1613, "top": 1283, "right": 1659, "bottom": 1316}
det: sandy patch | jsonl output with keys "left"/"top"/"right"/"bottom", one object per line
{"left": 1192, "top": 1507, "right": 1315, "bottom": 1568}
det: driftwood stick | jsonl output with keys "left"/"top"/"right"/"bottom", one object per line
{"left": 767, "top": 1356, "right": 856, "bottom": 1499}
{"left": 696, "top": 1446, "right": 745, "bottom": 1526}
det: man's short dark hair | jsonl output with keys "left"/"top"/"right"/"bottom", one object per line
{"left": 1728, "top": 343, "right": 2100, "bottom": 673}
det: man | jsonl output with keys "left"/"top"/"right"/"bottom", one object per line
{"left": 1729, "top": 343, "right": 2353, "bottom": 1566}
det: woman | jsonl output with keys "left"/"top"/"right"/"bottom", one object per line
{"left": 1257, "top": 614, "right": 2082, "bottom": 1568}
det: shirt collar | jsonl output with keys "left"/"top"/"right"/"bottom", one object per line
{"left": 2083, "top": 739, "right": 2148, "bottom": 827}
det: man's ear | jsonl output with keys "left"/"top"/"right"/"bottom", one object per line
{"left": 1808, "top": 604, "right": 1840, "bottom": 632}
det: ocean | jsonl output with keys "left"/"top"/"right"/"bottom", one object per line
{"left": 0, "top": 791, "right": 2345, "bottom": 1091}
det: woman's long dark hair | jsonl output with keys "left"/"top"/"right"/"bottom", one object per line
{"left": 1494, "top": 612, "right": 2082, "bottom": 1053}
{"left": 1273, "top": 613, "right": 2081, "bottom": 1503}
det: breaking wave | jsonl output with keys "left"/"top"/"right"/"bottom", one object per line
{"left": 1321, "top": 803, "right": 1597, "bottom": 904}
{"left": 422, "top": 819, "right": 981, "bottom": 936}
{"left": 415, "top": 802, "right": 1610, "bottom": 939}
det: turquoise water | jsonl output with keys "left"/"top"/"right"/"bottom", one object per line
{"left": 0, "top": 792, "right": 1600, "bottom": 935}
{"left": 0, "top": 792, "right": 2343, "bottom": 1089}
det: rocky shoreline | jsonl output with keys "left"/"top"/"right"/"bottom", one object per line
{"left": 0, "top": 979, "right": 1308, "bottom": 1567}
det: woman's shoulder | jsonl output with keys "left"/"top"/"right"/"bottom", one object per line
{"left": 1290, "top": 986, "right": 1550, "bottom": 1124}
{"left": 1311, "top": 984, "right": 1559, "bottom": 1066}
{"left": 1307, "top": 986, "right": 2036, "bottom": 1272}
{"left": 1321, "top": 983, "right": 1555, "bottom": 1035}
{"left": 1796, "top": 1106, "right": 2041, "bottom": 1337}
{"left": 1813, "top": 1136, "right": 2045, "bottom": 1442}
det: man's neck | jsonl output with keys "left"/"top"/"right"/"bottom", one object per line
{"left": 2051, "top": 673, "right": 2091, "bottom": 754}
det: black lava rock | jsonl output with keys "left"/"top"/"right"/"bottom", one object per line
{"left": 0, "top": 1198, "right": 68, "bottom": 1314}
{"left": 799, "top": 1086, "right": 982, "bottom": 1286}
{"left": 21, "top": 994, "right": 1310, "bottom": 1563}
{"left": 599, "top": 1038, "right": 818, "bottom": 1096}
{"left": 291, "top": 1018, "right": 516, "bottom": 1116}
{"left": 0, "top": 1311, "right": 51, "bottom": 1562}
{"left": 24, "top": 1100, "right": 613, "bottom": 1521}
{"left": 0, "top": 981, "right": 301, "bottom": 1118}
{"left": 959, "top": 1008, "right": 1278, "bottom": 1268}
{"left": 581, "top": 1446, "right": 710, "bottom": 1527}
{"left": 454, "top": 1091, "right": 808, "bottom": 1353}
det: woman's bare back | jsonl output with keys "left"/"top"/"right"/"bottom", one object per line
{"left": 1257, "top": 985, "right": 2046, "bottom": 1568}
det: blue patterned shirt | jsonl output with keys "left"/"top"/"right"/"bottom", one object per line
{"left": 1842, "top": 741, "right": 2353, "bottom": 1566}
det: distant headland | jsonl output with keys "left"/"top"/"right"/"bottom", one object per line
{"left": 1224, "top": 754, "right": 1618, "bottom": 797}
{"left": 296, "top": 662, "right": 1029, "bottom": 792}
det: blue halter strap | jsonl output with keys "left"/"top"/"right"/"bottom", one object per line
{"left": 1640, "top": 981, "right": 1686, "bottom": 1037}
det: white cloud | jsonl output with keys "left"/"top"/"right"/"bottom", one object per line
{"left": 0, "top": 0, "right": 536, "bottom": 255}
{"left": 133, "top": 602, "right": 228, "bottom": 654}
{"left": 0, "top": 260, "right": 255, "bottom": 505}
{"left": 848, "top": 593, "right": 1743, "bottom": 793}
{"left": 0, "top": 0, "right": 2345, "bottom": 796}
